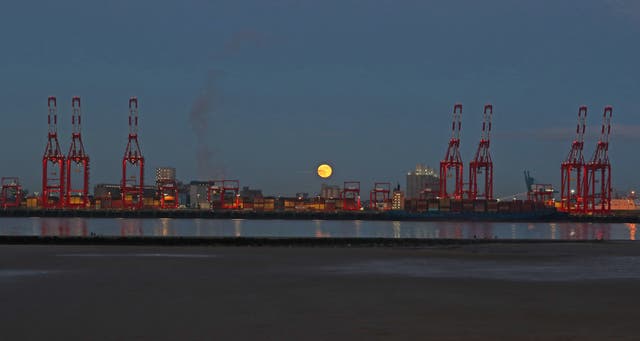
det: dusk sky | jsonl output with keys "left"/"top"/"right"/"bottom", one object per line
{"left": 0, "top": 0, "right": 639, "bottom": 197}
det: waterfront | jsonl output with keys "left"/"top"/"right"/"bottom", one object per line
{"left": 0, "top": 217, "right": 636, "bottom": 240}
{"left": 1, "top": 243, "right": 640, "bottom": 340}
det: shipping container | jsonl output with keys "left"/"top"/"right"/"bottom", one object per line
{"left": 473, "top": 200, "right": 487, "bottom": 213}
{"left": 325, "top": 201, "right": 336, "bottom": 211}
{"left": 416, "top": 199, "right": 428, "bottom": 213}
{"left": 498, "top": 201, "right": 512, "bottom": 212}
{"left": 428, "top": 199, "right": 440, "bottom": 212}
{"left": 26, "top": 197, "right": 38, "bottom": 208}
{"left": 450, "top": 199, "right": 463, "bottom": 212}
{"left": 462, "top": 199, "right": 474, "bottom": 212}
{"left": 487, "top": 200, "right": 498, "bottom": 213}
{"left": 522, "top": 200, "right": 534, "bottom": 212}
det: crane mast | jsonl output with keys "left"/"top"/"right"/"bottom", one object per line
{"left": 560, "top": 106, "right": 587, "bottom": 213}
{"left": 42, "top": 96, "right": 66, "bottom": 208}
{"left": 121, "top": 97, "right": 145, "bottom": 209}
{"left": 468, "top": 104, "right": 494, "bottom": 200}
{"left": 439, "top": 103, "right": 464, "bottom": 199}
{"left": 584, "top": 106, "right": 612, "bottom": 215}
{"left": 66, "top": 96, "right": 90, "bottom": 208}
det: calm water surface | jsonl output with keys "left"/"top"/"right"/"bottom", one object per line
{"left": 0, "top": 217, "right": 636, "bottom": 240}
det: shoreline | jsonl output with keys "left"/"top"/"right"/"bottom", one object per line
{"left": 1, "top": 207, "right": 639, "bottom": 223}
{"left": 0, "top": 235, "right": 616, "bottom": 247}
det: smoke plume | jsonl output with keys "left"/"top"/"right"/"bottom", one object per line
{"left": 189, "top": 71, "right": 225, "bottom": 180}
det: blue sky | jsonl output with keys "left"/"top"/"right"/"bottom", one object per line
{"left": 0, "top": 0, "right": 639, "bottom": 197}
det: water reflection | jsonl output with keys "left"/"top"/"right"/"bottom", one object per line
{"left": 353, "top": 220, "right": 362, "bottom": 238}
{"left": 233, "top": 219, "right": 243, "bottom": 237}
{"left": 553, "top": 223, "right": 611, "bottom": 241}
{"left": 593, "top": 224, "right": 610, "bottom": 240}
{"left": 549, "top": 223, "right": 557, "bottom": 240}
{"left": 0, "top": 218, "right": 636, "bottom": 240}
{"left": 468, "top": 223, "right": 493, "bottom": 239}
{"left": 120, "top": 219, "right": 143, "bottom": 237}
{"left": 392, "top": 221, "right": 401, "bottom": 239}
{"left": 154, "top": 218, "right": 174, "bottom": 237}
{"left": 559, "top": 223, "right": 587, "bottom": 240}
{"left": 194, "top": 219, "right": 203, "bottom": 237}
{"left": 626, "top": 223, "right": 636, "bottom": 241}
{"left": 444, "top": 224, "right": 463, "bottom": 239}
{"left": 40, "top": 218, "right": 87, "bottom": 237}
{"left": 313, "top": 220, "right": 330, "bottom": 238}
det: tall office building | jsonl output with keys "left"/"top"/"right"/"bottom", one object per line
{"left": 392, "top": 185, "right": 405, "bottom": 210}
{"left": 320, "top": 184, "right": 341, "bottom": 199}
{"left": 406, "top": 164, "right": 439, "bottom": 199}
{"left": 156, "top": 167, "right": 176, "bottom": 183}
{"left": 189, "top": 181, "right": 210, "bottom": 209}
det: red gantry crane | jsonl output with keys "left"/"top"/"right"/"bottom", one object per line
{"left": 121, "top": 97, "right": 145, "bottom": 209}
{"left": 369, "top": 182, "right": 391, "bottom": 211}
{"left": 1, "top": 177, "right": 22, "bottom": 208}
{"left": 66, "top": 96, "right": 90, "bottom": 208}
{"left": 42, "top": 96, "right": 66, "bottom": 208}
{"left": 342, "top": 181, "right": 361, "bottom": 211}
{"left": 158, "top": 179, "right": 179, "bottom": 209}
{"left": 583, "top": 106, "right": 612, "bottom": 215}
{"left": 207, "top": 180, "right": 240, "bottom": 210}
{"left": 468, "top": 104, "right": 494, "bottom": 200}
{"left": 560, "top": 106, "right": 587, "bottom": 213}
{"left": 440, "top": 104, "right": 464, "bottom": 199}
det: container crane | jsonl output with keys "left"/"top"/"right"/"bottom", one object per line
{"left": 584, "top": 106, "right": 612, "bottom": 215}
{"left": 439, "top": 104, "right": 464, "bottom": 199}
{"left": 468, "top": 104, "right": 494, "bottom": 200}
{"left": 42, "top": 96, "right": 66, "bottom": 208}
{"left": 121, "top": 97, "right": 145, "bottom": 209}
{"left": 560, "top": 106, "right": 587, "bottom": 213}
{"left": 66, "top": 96, "right": 90, "bottom": 208}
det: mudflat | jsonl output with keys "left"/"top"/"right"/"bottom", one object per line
{"left": 1, "top": 242, "right": 639, "bottom": 340}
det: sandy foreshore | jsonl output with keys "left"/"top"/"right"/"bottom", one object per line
{"left": 1, "top": 242, "right": 639, "bottom": 340}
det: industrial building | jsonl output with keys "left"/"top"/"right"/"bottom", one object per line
{"left": 189, "top": 181, "right": 211, "bottom": 209}
{"left": 392, "top": 185, "right": 405, "bottom": 210}
{"left": 320, "top": 184, "right": 341, "bottom": 199}
{"left": 240, "top": 187, "right": 263, "bottom": 201}
{"left": 93, "top": 184, "right": 157, "bottom": 209}
{"left": 156, "top": 167, "right": 177, "bottom": 183}
{"left": 406, "top": 164, "right": 439, "bottom": 199}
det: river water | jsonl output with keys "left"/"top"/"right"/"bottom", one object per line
{"left": 0, "top": 217, "right": 636, "bottom": 240}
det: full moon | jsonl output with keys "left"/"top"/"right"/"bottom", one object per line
{"left": 317, "top": 164, "right": 333, "bottom": 179}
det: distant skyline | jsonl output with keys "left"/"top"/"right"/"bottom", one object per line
{"left": 0, "top": 0, "right": 639, "bottom": 197}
